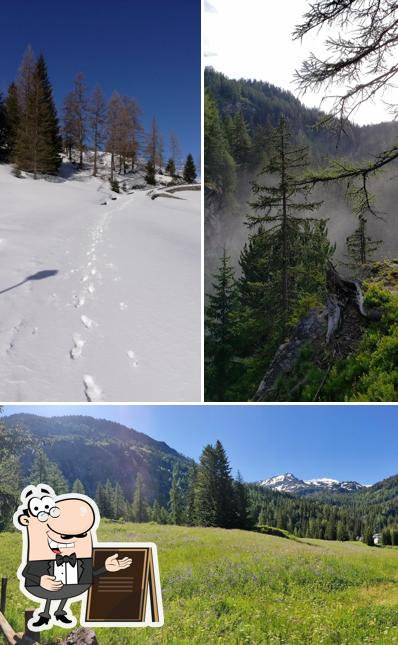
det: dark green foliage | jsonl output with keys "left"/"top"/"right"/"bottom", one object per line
{"left": 382, "top": 527, "right": 392, "bottom": 545}
{"left": 165, "top": 157, "right": 176, "bottom": 177}
{"left": 194, "top": 441, "right": 235, "bottom": 528}
{"left": 3, "top": 82, "right": 20, "bottom": 161}
{"left": 29, "top": 450, "right": 68, "bottom": 494}
{"left": 205, "top": 117, "right": 334, "bottom": 401}
{"left": 205, "top": 250, "right": 239, "bottom": 401}
{"left": 15, "top": 48, "right": 61, "bottom": 175}
{"left": 72, "top": 478, "right": 85, "bottom": 494}
{"left": 0, "top": 93, "right": 7, "bottom": 160}
{"left": 145, "top": 159, "right": 156, "bottom": 185}
{"left": 346, "top": 215, "right": 382, "bottom": 268}
{"left": 132, "top": 473, "right": 147, "bottom": 522}
{"left": 183, "top": 153, "right": 197, "bottom": 183}
{"left": 204, "top": 92, "right": 236, "bottom": 196}
{"left": 231, "top": 111, "right": 251, "bottom": 165}
{"left": 169, "top": 464, "right": 185, "bottom": 525}
{"left": 4, "top": 413, "right": 192, "bottom": 506}
{"left": 233, "top": 471, "right": 251, "bottom": 529}
{"left": 110, "top": 178, "right": 120, "bottom": 193}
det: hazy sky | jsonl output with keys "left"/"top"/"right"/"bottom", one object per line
{"left": 204, "top": 0, "right": 396, "bottom": 125}
{"left": 5, "top": 404, "right": 398, "bottom": 485}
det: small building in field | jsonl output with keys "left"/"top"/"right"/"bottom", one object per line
{"left": 373, "top": 533, "right": 382, "bottom": 545}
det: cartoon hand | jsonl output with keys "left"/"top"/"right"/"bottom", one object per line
{"left": 105, "top": 553, "right": 132, "bottom": 572}
{"left": 40, "top": 575, "right": 64, "bottom": 591}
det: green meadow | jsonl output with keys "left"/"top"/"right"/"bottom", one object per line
{"left": 2, "top": 521, "right": 398, "bottom": 644}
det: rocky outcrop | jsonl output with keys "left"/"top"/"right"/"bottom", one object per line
{"left": 254, "top": 263, "right": 381, "bottom": 401}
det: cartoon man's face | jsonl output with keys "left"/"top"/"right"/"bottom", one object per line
{"left": 19, "top": 490, "right": 96, "bottom": 561}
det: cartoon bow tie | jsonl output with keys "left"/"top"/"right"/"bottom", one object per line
{"left": 56, "top": 553, "right": 77, "bottom": 567}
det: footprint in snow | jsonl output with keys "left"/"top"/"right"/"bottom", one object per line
{"left": 73, "top": 294, "right": 85, "bottom": 309}
{"left": 80, "top": 314, "right": 94, "bottom": 329}
{"left": 83, "top": 375, "right": 102, "bottom": 401}
{"left": 127, "top": 350, "right": 138, "bottom": 367}
{"left": 88, "top": 283, "right": 95, "bottom": 294}
{"left": 70, "top": 333, "right": 85, "bottom": 360}
{"left": 120, "top": 302, "right": 128, "bottom": 311}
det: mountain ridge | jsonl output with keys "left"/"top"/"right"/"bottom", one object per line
{"left": 258, "top": 472, "right": 368, "bottom": 496}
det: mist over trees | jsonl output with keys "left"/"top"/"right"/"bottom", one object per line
{"left": 0, "top": 46, "right": 196, "bottom": 186}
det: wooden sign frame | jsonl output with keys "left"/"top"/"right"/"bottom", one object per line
{"left": 80, "top": 542, "right": 163, "bottom": 628}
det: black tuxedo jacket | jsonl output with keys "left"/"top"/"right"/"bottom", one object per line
{"left": 22, "top": 557, "right": 106, "bottom": 587}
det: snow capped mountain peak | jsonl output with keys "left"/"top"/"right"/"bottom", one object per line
{"left": 258, "top": 472, "right": 365, "bottom": 495}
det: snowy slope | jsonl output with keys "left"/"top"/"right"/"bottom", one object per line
{"left": 0, "top": 163, "right": 200, "bottom": 401}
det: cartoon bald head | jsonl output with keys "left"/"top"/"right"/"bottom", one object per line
{"left": 15, "top": 484, "right": 98, "bottom": 561}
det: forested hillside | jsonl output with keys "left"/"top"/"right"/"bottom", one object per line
{"left": 204, "top": 68, "right": 398, "bottom": 402}
{"left": 2, "top": 413, "right": 398, "bottom": 545}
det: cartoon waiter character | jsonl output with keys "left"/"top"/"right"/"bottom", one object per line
{"left": 13, "top": 484, "right": 133, "bottom": 631}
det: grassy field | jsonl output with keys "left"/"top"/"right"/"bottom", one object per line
{"left": 2, "top": 521, "right": 398, "bottom": 644}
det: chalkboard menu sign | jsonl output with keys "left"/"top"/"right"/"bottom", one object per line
{"left": 82, "top": 543, "right": 163, "bottom": 627}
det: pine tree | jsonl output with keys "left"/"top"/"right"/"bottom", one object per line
{"left": 132, "top": 473, "right": 146, "bottom": 522}
{"left": 246, "top": 115, "right": 331, "bottom": 332}
{"left": 382, "top": 527, "right": 392, "bottom": 545}
{"left": 34, "top": 54, "right": 62, "bottom": 173}
{"left": 195, "top": 441, "right": 235, "bottom": 528}
{"left": 183, "top": 153, "right": 197, "bottom": 183}
{"left": 204, "top": 92, "right": 236, "bottom": 196}
{"left": 346, "top": 214, "right": 382, "bottom": 268}
{"left": 205, "top": 249, "right": 239, "bottom": 401}
{"left": 195, "top": 444, "right": 219, "bottom": 527}
{"left": 165, "top": 158, "right": 176, "bottom": 177}
{"left": 29, "top": 451, "right": 68, "bottom": 494}
{"left": 0, "top": 93, "right": 6, "bottom": 160}
{"left": 231, "top": 111, "right": 252, "bottom": 165}
{"left": 169, "top": 464, "right": 185, "bottom": 525}
{"left": 14, "top": 49, "right": 61, "bottom": 176}
{"left": 186, "top": 463, "right": 197, "bottom": 526}
{"left": 145, "top": 160, "right": 156, "bottom": 185}
{"left": 4, "top": 82, "right": 20, "bottom": 161}
{"left": 233, "top": 471, "right": 250, "bottom": 529}
{"left": 364, "top": 526, "right": 375, "bottom": 546}
{"left": 89, "top": 84, "right": 106, "bottom": 176}
{"left": 72, "top": 479, "right": 85, "bottom": 494}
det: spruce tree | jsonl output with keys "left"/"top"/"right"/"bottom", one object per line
{"left": 72, "top": 479, "right": 85, "bottom": 494}
{"left": 145, "top": 160, "right": 156, "bottom": 185}
{"left": 34, "top": 53, "right": 62, "bottom": 173}
{"left": 233, "top": 471, "right": 250, "bottom": 529}
{"left": 346, "top": 214, "right": 382, "bottom": 268}
{"left": 165, "top": 158, "right": 176, "bottom": 177}
{"left": 14, "top": 49, "right": 61, "bottom": 176}
{"left": 247, "top": 117, "right": 333, "bottom": 333}
{"left": 169, "top": 464, "right": 185, "bottom": 525}
{"left": 29, "top": 450, "right": 68, "bottom": 494}
{"left": 4, "top": 82, "right": 20, "bottom": 161}
{"left": 195, "top": 441, "right": 235, "bottom": 528}
{"left": 0, "top": 93, "right": 7, "bottom": 160}
{"left": 204, "top": 92, "right": 236, "bottom": 196}
{"left": 186, "top": 463, "right": 197, "bottom": 526}
{"left": 205, "top": 249, "right": 239, "bottom": 401}
{"left": 132, "top": 473, "right": 146, "bottom": 522}
{"left": 247, "top": 116, "right": 328, "bottom": 331}
{"left": 183, "top": 153, "right": 197, "bottom": 183}
{"left": 231, "top": 111, "right": 252, "bottom": 165}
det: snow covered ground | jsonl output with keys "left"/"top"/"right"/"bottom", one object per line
{"left": 0, "top": 162, "right": 201, "bottom": 401}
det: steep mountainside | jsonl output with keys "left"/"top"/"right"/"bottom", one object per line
{"left": 5, "top": 414, "right": 192, "bottom": 504}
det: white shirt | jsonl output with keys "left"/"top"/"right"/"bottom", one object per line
{"left": 53, "top": 559, "right": 79, "bottom": 585}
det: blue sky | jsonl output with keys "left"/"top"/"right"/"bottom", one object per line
{"left": 4, "top": 405, "right": 398, "bottom": 485}
{"left": 0, "top": 0, "right": 200, "bottom": 162}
